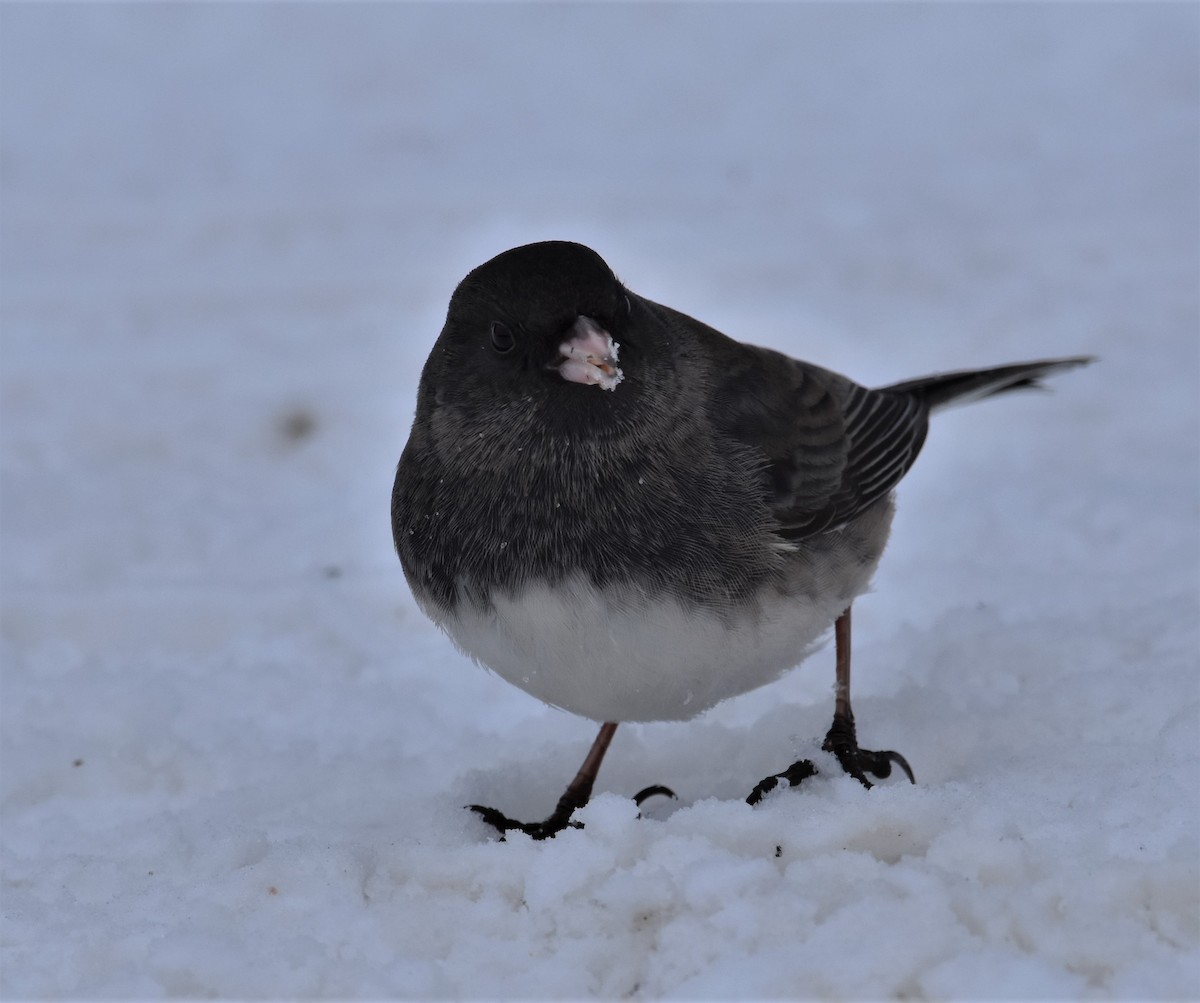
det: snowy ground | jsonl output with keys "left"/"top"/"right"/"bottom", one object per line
{"left": 2, "top": 4, "right": 1197, "bottom": 1000}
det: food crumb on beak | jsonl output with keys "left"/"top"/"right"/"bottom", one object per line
{"left": 555, "top": 316, "right": 624, "bottom": 391}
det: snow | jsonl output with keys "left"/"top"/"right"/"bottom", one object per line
{"left": 2, "top": 4, "right": 1197, "bottom": 999}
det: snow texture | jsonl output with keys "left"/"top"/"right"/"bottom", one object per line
{"left": 2, "top": 5, "right": 1197, "bottom": 1000}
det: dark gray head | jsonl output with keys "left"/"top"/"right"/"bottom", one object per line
{"left": 421, "top": 242, "right": 669, "bottom": 428}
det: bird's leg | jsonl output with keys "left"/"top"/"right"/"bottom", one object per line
{"left": 747, "top": 606, "right": 914, "bottom": 805}
{"left": 821, "top": 606, "right": 915, "bottom": 788}
{"left": 471, "top": 722, "right": 620, "bottom": 840}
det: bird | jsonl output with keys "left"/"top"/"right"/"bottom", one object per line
{"left": 392, "top": 240, "right": 1091, "bottom": 839}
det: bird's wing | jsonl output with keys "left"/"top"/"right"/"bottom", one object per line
{"left": 770, "top": 373, "right": 929, "bottom": 538}
{"left": 684, "top": 319, "right": 930, "bottom": 540}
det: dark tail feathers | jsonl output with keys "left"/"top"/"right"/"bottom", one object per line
{"left": 879, "top": 356, "right": 1093, "bottom": 411}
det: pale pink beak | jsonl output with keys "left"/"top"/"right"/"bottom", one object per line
{"left": 553, "top": 316, "right": 624, "bottom": 392}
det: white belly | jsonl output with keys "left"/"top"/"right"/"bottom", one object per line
{"left": 435, "top": 574, "right": 858, "bottom": 722}
{"left": 421, "top": 497, "right": 894, "bottom": 722}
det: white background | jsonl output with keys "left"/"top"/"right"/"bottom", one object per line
{"left": 3, "top": 5, "right": 1197, "bottom": 998}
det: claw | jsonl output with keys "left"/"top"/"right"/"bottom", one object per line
{"left": 748, "top": 715, "right": 915, "bottom": 804}
{"left": 468, "top": 803, "right": 583, "bottom": 840}
{"left": 469, "top": 783, "right": 675, "bottom": 840}
{"left": 633, "top": 784, "right": 676, "bottom": 807}
{"left": 822, "top": 714, "right": 915, "bottom": 789}
{"left": 746, "top": 758, "right": 818, "bottom": 806}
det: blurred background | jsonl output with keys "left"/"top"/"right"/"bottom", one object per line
{"left": 2, "top": 2, "right": 1196, "bottom": 736}
{"left": 3, "top": 4, "right": 1193, "bottom": 607}
{"left": 2, "top": 8, "right": 1196, "bottom": 995}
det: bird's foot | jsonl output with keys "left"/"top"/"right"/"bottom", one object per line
{"left": 468, "top": 802, "right": 581, "bottom": 840}
{"left": 470, "top": 783, "right": 676, "bottom": 840}
{"left": 822, "top": 712, "right": 915, "bottom": 789}
{"left": 746, "top": 759, "right": 819, "bottom": 806}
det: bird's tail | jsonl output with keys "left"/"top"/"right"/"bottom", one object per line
{"left": 878, "top": 356, "right": 1093, "bottom": 411}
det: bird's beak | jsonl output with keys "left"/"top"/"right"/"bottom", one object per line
{"left": 552, "top": 316, "right": 624, "bottom": 392}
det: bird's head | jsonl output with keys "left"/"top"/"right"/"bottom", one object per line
{"left": 427, "top": 242, "right": 653, "bottom": 416}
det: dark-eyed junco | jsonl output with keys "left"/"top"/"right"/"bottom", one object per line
{"left": 392, "top": 241, "right": 1090, "bottom": 839}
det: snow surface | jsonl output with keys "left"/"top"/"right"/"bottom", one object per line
{"left": 2, "top": 4, "right": 1198, "bottom": 1000}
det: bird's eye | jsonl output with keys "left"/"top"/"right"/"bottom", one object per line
{"left": 490, "top": 321, "right": 516, "bottom": 355}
